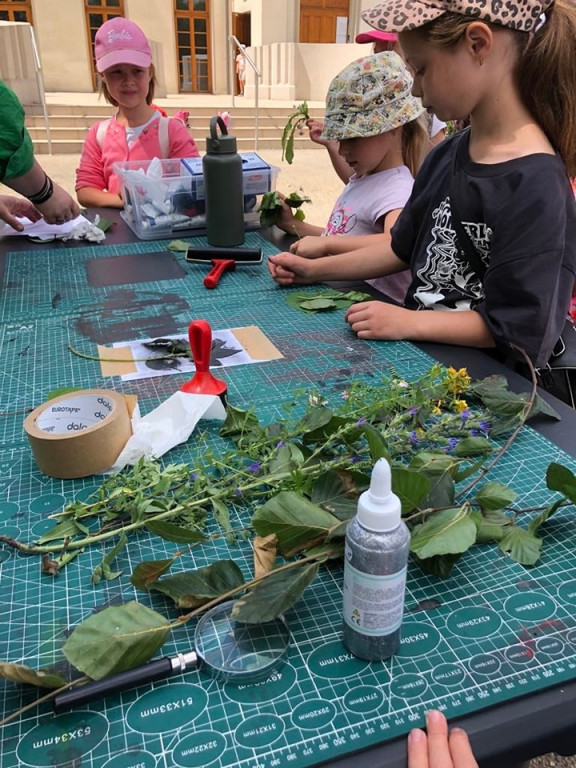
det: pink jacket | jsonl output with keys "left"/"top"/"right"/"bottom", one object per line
{"left": 75, "top": 115, "right": 199, "bottom": 195}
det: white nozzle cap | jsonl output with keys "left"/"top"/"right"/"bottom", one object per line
{"left": 357, "top": 458, "right": 402, "bottom": 532}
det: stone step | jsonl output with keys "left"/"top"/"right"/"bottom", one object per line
{"left": 31, "top": 134, "right": 322, "bottom": 155}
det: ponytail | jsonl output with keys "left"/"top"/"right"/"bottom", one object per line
{"left": 401, "top": 115, "right": 429, "bottom": 177}
{"left": 518, "top": 0, "right": 576, "bottom": 176}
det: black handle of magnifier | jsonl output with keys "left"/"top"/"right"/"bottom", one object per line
{"left": 53, "top": 657, "right": 174, "bottom": 713}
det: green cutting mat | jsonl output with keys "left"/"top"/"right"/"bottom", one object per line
{"left": 1, "top": 232, "right": 576, "bottom": 768}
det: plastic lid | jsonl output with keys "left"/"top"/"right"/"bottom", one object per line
{"left": 357, "top": 458, "right": 401, "bottom": 532}
{"left": 205, "top": 114, "right": 238, "bottom": 154}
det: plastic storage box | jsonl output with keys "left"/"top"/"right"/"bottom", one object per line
{"left": 115, "top": 154, "right": 279, "bottom": 240}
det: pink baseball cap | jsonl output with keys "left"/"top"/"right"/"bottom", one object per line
{"left": 355, "top": 29, "right": 398, "bottom": 44}
{"left": 95, "top": 17, "right": 152, "bottom": 73}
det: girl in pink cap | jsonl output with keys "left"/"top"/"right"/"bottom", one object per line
{"left": 270, "top": 0, "right": 576, "bottom": 372}
{"left": 75, "top": 17, "right": 199, "bottom": 208}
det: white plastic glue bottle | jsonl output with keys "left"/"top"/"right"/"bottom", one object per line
{"left": 342, "top": 458, "right": 410, "bottom": 660}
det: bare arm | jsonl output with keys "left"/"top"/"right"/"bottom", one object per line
{"left": 4, "top": 159, "right": 79, "bottom": 223}
{"left": 306, "top": 119, "right": 352, "bottom": 184}
{"left": 76, "top": 187, "right": 123, "bottom": 209}
{"left": 345, "top": 302, "right": 495, "bottom": 349}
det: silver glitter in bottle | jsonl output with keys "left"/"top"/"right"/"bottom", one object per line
{"left": 342, "top": 458, "right": 410, "bottom": 661}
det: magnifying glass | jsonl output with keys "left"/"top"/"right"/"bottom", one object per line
{"left": 53, "top": 601, "right": 290, "bottom": 713}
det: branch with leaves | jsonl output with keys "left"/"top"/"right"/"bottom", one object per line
{"left": 1, "top": 365, "right": 575, "bottom": 706}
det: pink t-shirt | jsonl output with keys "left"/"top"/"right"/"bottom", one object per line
{"left": 75, "top": 115, "right": 199, "bottom": 195}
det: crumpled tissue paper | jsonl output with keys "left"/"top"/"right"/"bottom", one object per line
{"left": 109, "top": 391, "right": 227, "bottom": 473}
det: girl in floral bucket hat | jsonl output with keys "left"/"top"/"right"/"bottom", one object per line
{"left": 270, "top": 0, "right": 576, "bottom": 372}
{"left": 272, "top": 52, "right": 429, "bottom": 303}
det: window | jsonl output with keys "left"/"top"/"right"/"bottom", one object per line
{"left": 174, "top": 0, "right": 211, "bottom": 93}
{"left": 0, "top": 0, "right": 33, "bottom": 24}
{"left": 84, "top": 0, "right": 125, "bottom": 89}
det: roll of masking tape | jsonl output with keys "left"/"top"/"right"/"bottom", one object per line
{"left": 24, "top": 389, "right": 132, "bottom": 479}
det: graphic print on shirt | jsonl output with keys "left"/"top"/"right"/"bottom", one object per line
{"left": 413, "top": 197, "right": 492, "bottom": 310}
{"left": 325, "top": 206, "right": 357, "bottom": 236}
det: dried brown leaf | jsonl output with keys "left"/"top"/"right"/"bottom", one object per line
{"left": 253, "top": 534, "right": 278, "bottom": 579}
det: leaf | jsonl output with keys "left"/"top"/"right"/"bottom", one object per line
{"left": 299, "top": 298, "right": 337, "bottom": 311}
{"left": 421, "top": 472, "right": 455, "bottom": 510}
{"left": 37, "top": 517, "right": 84, "bottom": 544}
{"left": 475, "top": 521, "right": 506, "bottom": 544}
{"left": 145, "top": 520, "right": 208, "bottom": 544}
{"left": 211, "top": 499, "right": 231, "bottom": 532}
{"left": 528, "top": 498, "right": 565, "bottom": 535}
{"left": 252, "top": 491, "right": 341, "bottom": 557}
{"left": 46, "top": 386, "right": 82, "bottom": 400}
{"left": 413, "top": 553, "right": 462, "bottom": 578}
{"left": 498, "top": 526, "right": 542, "bottom": 566}
{"left": 95, "top": 217, "right": 114, "bottom": 233}
{"left": 62, "top": 602, "right": 170, "bottom": 680}
{"left": 167, "top": 239, "right": 192, "bottom": 252}
{"left": 269, "top": 443, "right": 305, "bottom": 474}
{"left": 453, "top": 437, "right": 493, "bottom": 457}
{"left": 310, "top": 470, "right": 360, "bottom": 521}
{"left": 151, "top": 560, "right": 245, "bottom": 609}
{"left": 546, "top": 462, "right": 576, "bottom": 503}
{"left": 362, "top": 424, "right": 390, "bottom": 462}
{"left": 391, "top": 467, "right": 430, "bottom": 514}
{"left": 285, "top": 292, "right": 315, "bottom": 315}
{"left": 219, "top": 405, "right": 260, "bottom": 440}
{"left": 0, "top": 662, "right": 68, "bottom": 689}
{"left": 253, "top": 534, "right": 278, "bottom": 578}
{"left": 232, "top": 562, "right": 319, "bottom": 622}
{"left": 475, "top": 482, "right": 518, "bottom": 511}
{"left": 410, "top": 452, "right": 456, "bottom": 474}
{"left": 410, "top": 507, "right": 477, "bottom": 559}
{"left": 91, "top": 533, "right": 127, "bottom": 585}
{"left": 131, "top": 558, "right": 175, "bottom": 590}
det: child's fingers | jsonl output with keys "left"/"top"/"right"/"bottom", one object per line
{"left": 424, "top": 710, "right": 453, "bottom": 768}
{"left": 448, "top": 728, "right": 478, "bottom": 768}
{"left": 407, "top": 728, "right": 429, "bottom": 768}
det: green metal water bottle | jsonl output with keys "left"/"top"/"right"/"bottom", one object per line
{"left": 202, "top": 115, "right": 245, "bottom": 247}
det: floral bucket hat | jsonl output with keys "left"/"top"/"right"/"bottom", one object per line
{"left": 321, "top": 52, "right": 424, "bottom": 141}
{"left": 361, "top": 0, "right": 555, "bottom": 34}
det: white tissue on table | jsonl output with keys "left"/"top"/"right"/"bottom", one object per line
{"left": 109, "top": 391, "right": 227, "bottom": 473}
{"left": 0, "top": 213, "right": 104, "bottom": 241}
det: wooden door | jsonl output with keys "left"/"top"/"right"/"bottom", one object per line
{"left": 300, "top": 0, "right": 349, "bottom": 43}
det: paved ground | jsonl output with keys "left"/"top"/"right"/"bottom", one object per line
{"left": 1, "top": 144, "right": 574, "bottom": 768}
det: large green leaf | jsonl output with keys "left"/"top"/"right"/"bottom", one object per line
{"left": 36, "top": 517, "right": 87, "bottom": 544}
{"left": 391, "top": 467, "right": 430, "bottom": 514}
{"left": 0, "top": 662, "right": 68, "bottom": 689}
{"left": 151, "top": 560, "right": 245, "bottom": 609}
{"left": 62, "top": 602, "right": 170, "bottom": 680}
{"left": 421, "top": 472, "right": 455, "bottom": 510}
{"left": 310, "top": 470, "right": 360, "bottom": 521}
{"left": 211, "top": 499, "right": 231, "bottom": 532}
{"left": 252, "top": 492, "right": 340, "bottom": 556}
{"left": 131, "top": 558, "right": 175, "bottom": 590}
{"left": 269, "top": 443, "right": 305, "bottom": 474}
{"left": 546, "top": 463, "right": 576, "bottom": 503}
{"left": 219, "top": 405, "right": 260, "bottom": 440}
{"left": 498, "top": 526, "right": 542, "bottom": 566}
{"left": 475, "top": 482, "right": 517, "bottom": 511}
{"left": 453, "top": 437, "right": 493, "bottom": 457}
{"left": 528, "top": 499, "right": 565, "bottom": 535}
{"left": 231, "top": 562, "right": 320, "bottom": 622}
{"left": 410, "top": 507, "right": 477, "bottom": 559}
{"left": 475, "top": 521, "right": 506, "bottom": 544}
{"left": 362, "top": 424, "right": 390, "bottom": 462}
{"left": 145, "top": 520, "right": 208, "bottom": 544}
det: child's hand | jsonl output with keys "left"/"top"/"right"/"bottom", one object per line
{"left": 345, "top": 301, "right": 414, "bottom": 340}
{"left": 306, "top": 118, "right": 330, "bottom": 146}
{"left": 268, "top": 252, "right": 318, "bottom": 285}
{"left": 408, "top": 711, "right": 478, "bottom": 768}
{"left": 274, "top": 193, "right": 301, "bottom": 234}
{"left": 290, "top": 236, "right": 328, "bottom": 259}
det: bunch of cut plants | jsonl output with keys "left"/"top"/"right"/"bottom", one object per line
{"left": 1, "top": 361, "right": 576, "bottom": 720}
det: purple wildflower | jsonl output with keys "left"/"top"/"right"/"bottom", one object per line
{"left": 235, "top": 488, "right": 243, "bottom": 497}
{"left": 409, "top": 431, "right": 418, "bottom": 446}
{"left": 409, "top": 407, "right": 418, "bottom": 415}
{"left": 460, "top": 409, "right": 471, "bottom": 422}
{"left": 275, "top": 440, "right": 286, "bottom": 449}
{"left": 356, "top": 418, "right": 367, "bottom": 426}
{"left": 479, "top": 420, "right": 491, "bottom": 434}
{"left": 468, "top": 428, "right": 480, "bottom": 437}
{"left": 445, "top": 437, "right": 459, "bottom": 453}
{"left": 350, "top": 456, "right": 361, "bottom": 464}
{"left": 248, "top": 461, "right": 261, "bottom": 473}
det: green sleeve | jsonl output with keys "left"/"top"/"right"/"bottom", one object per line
{"left": 0, "top": 79, "right": 35, "bottom": 180}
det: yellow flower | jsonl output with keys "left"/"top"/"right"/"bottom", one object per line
{"left": 445, "top": 367, "right": 471, "bottom": 394}
{"left": 454, "top": 399, "right": 469, "bottom": 413}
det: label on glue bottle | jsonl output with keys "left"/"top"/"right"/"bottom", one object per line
{"left": 343, "top": 550, "right": 407, "bottom": 636}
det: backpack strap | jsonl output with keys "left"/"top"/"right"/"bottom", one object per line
{"left": 158, "top": 116, "right": 170, "bottom": 159}
{"left": 96, "top": 118, "right": 111, "bottom": 150}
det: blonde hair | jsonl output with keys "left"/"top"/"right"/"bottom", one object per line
{"left": 99, "top": 62, "right": 157, "bottom": 107}
{"left": 401, "top": 115, "right": 429, "bottom": 177}
{"left": 409, "top": 4, "right": 576, "bottom": 176}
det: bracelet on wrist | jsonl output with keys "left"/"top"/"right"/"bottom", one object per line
{"left": 27, "top": 174, "right": 54, "bottom": 205}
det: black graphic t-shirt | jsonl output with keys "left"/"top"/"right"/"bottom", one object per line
{"left": 391, "top": 131, "right": 576, "bottom": 367}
